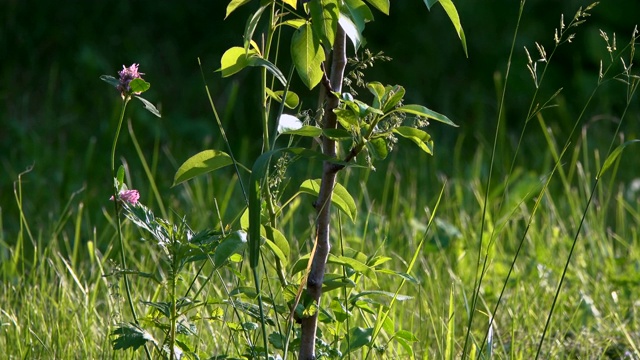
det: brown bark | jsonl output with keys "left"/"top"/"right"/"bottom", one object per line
{"left": 298, "top": 26, "right": 347, "bottom": 360}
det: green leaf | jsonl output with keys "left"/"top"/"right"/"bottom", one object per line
{"left": 213, "top": 231, "right": 247, "bottom": 269}
{"left": 269, "top": 333, "right": 286, "bottom": 350}
{"left": 395, "top": 329, "right": 419, "bottom": 342}
{"left": 350, "top": 290, "right": 413, "bottom": 302}
{"left": 243, "top": 4, "right": 269, "bottom": 51}
{"left": 249, "top": 148, "right": 333, "bottom": 268}
{"left": 225, "top": 0, "right": 252, "bottom": 19}
{"left": 344, "top": 0, "right": 374, "bottom": 31}
{"left": 134, "top": 96, "right": 161, "bottom": 118}
{"left": 382, "top": 85, "right": 405, "bottom": 112}
{"left": 129, "top": 78, "right": 150, "bottom": 94}
{"left": 173, "top": 150, "right": 233, "bottom": 187}
{"left": 264, "top": 226, "right": 290, "bottom": 264}
{"left": 266, "top": 88, "right": 300, "bottom": 109}
{"left": 395, "top": 337, "right": 415, "bottom": 359}
{"left": 299, "top": 179, "right": 357, "bottom": 222}
{"left": 247, "top": 55, "right": 288, "bottom": 86}
{"left": 116, "top": 166, "right": 125, "bottom": 187}
{"left": 281, "top": 18, "right": 307, "bottom": 29}
{"left": 364, "top": 0, "right": 389, "bottom": 15}
{"left": 339, "top": 11, "right": 363, "bottom": 50}
{"left": 437, "top": 0, "right": 468, "bottom": 57}
{"left": 218, "top": 46, "right": 286, "bottom": 85}
{"left": 309, "top": 0, "right": 339, "bottom": 48}
{"left": 291, "top": 23, "right": 326, "bottom": 89}
{"left": 396, "top": 104, "right": 458, "bottom": 126}
{"left": 344, "top": 327, "right": 373, "bottom": 353}
{"left": 367, "top": 82, "right": 385, "bottom": 109}
{"left": 334, "top": 255, "right": 372, "bottom": 275}
{"left": 282, "top": 125, "right": 323, "bottom": 137}
{"left": 393, "top": 126, "right": 434, "bottom": 155}
{"left": 282, "top": 0, "right": 297, "bottom": 8}
{"left": 323, "top": 128, "right": 353, "bottom": 140}
{"left": 423, "top": 0, "right": 439, "bottom": 10}
{"left": 111, "top": 323, "right": 157, "bottom": 351}
{"left": 100, "top": 75, "right": 120, "bottom": 88}
{"left": 140, "top": 300, "right": 171, "bottom": 317}
{"left": 218, "top": 46, "right": 258, "bottom": 77}
{"left": 599, "top": 140, "right": 640, "bottom": 179}
{"left": 366, "top": 137, "right": 388, "bottom": 160}
{"left": 334, "top": 108, "right": 359, "bottom": 128}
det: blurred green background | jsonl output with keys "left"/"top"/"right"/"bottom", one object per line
{"left": 2, "top": 0, "right": 639, "bottom": 239}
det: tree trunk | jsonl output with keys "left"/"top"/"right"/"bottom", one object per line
{"left": 298, "top": 25, "right": 347, "bottom": 360}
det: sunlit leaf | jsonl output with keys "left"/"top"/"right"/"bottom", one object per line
{"left": 393, "top": 126, "right": 433, "bottom": 155}
{"left": 173, "top": 150, "right": 233, "bottom": 186}
{"left": 350, "top": 290, "right": 413, "bottom": 302}
{"left": 264, "top": 225, "right": 290, "bottom": 264}
{"left": 334, "top": 108, "right": 359, "bottom": 128}
{"left": 266, "top": 88, "right": 300, "bottom": 109}
{"left": 396, "top": 104, "right": 458, "bottom": 126}
{"left": 291, "top": 23, "right": 326, "bottom": 89}
{"left": 226, "top": 0, "right": 252, "bottom": 19}
{"left": 366, "top": 137, "right": 388, "bottom": 159}
{"left": 395, "top": 329, "right": 419, "bottom": 342}
{"left": 339, "top": 11, "right": 362, "bottom": 50}
{"left": 367, "top": 81, "right": 385, "bottom": 109}
{"left": 129, "top": 78, "right": 150, "bottom": 94}
{"left": 344, "top": 0, "right": 374, "bottom": 31}
{"left": 116, "top": 166, "right": 125, "bottom": 187}
{"left": 281, "top": 18, "right": 306, "bottom": 29}
{"left": 282, "top": 125, "right": 323, "bottom": 137}
{"left": 247, "top": 55, "right": 288, "bottom": 86}
{"left": 218, "top": 46, "right": 258, "bottom": 77}
{"left": 364, "top": 0, "right": 389, "bottom": 15}
{"left": 282, "top": 0, "right": 297, "bottom": 9}
{"left": 310, "top": 0, "right": 339, "bottom": 48}
{"left": 437, "top": 0, "right": 468, "bottom": 57}
{"left": 334, "top": 255, "right": 372, "bottom": 275}
{"left": 299, "top": 179, "right": 357, "bottom": 222}
{"left": 382, "top": 85, "right": 405, "bottom": 112}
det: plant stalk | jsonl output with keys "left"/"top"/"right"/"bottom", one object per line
{"left": 299, "top": 26, "right": 347, "bottom": 360}
{"left": 111, "top": 97, "right": 152, "bottom": 360}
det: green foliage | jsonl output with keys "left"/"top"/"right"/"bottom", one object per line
{"left": 299, "top": 179, "right": 357, "bottom": 222}
{"left": 5, "top": 1, "right": 640, "bottom": 360}
{"left": 291, "top": 23, "right": 327, "bottom": 90}
{"left": 172, "top": 150, "right": 233, "bottom": 187}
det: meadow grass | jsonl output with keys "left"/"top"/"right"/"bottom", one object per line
{"left": 2, "top": 120, "right": 639, "bottom": 358}
{"left": 2, "top": 2, "right": 640, "bottom": 360}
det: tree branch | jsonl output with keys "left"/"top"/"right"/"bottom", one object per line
{"left": 298, "top": 25, "right": 347, "bottom": 360}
